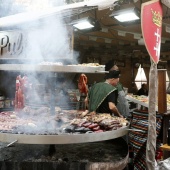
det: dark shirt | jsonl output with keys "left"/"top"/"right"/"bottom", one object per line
{"left": 137, "top": 88, "right": 148, "bottom": 96}
{"left": 96, "top": 90, "right": 118, "bottom": 114}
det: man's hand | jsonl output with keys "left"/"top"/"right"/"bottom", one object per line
{"left": 109, "top": 102, "right": 123, "bottom": 117}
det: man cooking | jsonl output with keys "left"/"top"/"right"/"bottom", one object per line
{"left": 109, "top": 65, "right": 130, "bottom": 118}
{"left": 85, "top": 70, "right": 123, "bottom": 117}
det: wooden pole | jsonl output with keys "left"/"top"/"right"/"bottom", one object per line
{"left": 158, "top": 69, "right": 167, "bottom": 144}
{"left": 158, "top": 69, "right": 167, "bottom": 114}
{"left": 158, "top": 69, "right": 170, "bottom": 158}
{"left": 146, "top": 61, "right": 157, "bottom": 170}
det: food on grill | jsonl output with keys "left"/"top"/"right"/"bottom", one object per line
{"left": 0, "top": 111, "right": 36, "bottom": 132}
{"left": 0, "top": 107, "right": 128, "bottom": 135}
{"left": 68, "top": 63, "right": 104, "bottom": 67}
{"left": 92, "top": 126, "right": 100, "bottom": 131}
{"left": 10, "top": 114, "right": 17, "bottom": 119}
{"left": 70, "top": 118, "right": 87, "bottom": 127}
{"left": 78, "top": 63, "right": 101, "bottom": 66}
{"left": 86, "top": 113, "right": 113, "bottom": 123}
{"left": 81, "top": 122, "right": 92, "bottom": 128}
{"left": 88, "top": 123, "right": 99, "bottom": 129}
{"left": 77, "top": 110, "right": 89, "bottom": 118}
{"left": 99, "top": 119, "right": 119, "bottom": 127}
{"left": 38, "top": 61, "right": 63, "bottom": 65}
{"left": 69, "top": 111, "right": 128, "bottom": 133}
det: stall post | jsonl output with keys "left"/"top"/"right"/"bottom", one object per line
{"left": 158, "top": 69, "right": 170, "bottom": 159}
{"left": 141, "top": 0, "right": 163, "bottom": 169}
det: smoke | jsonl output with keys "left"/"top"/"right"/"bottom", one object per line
{"left": 0, "top": 0, "right": 79, "bottom": 63}
{"left": 24, "top": 15, "right": 74, "bottom": 62}
{"left": 0, "top": 1, "right": 81, "bottom": 135}
{"left": 0, "top": 0, "right": 65, "bottom": 17}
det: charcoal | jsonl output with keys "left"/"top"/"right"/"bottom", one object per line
{"left": 73, "top": 132, "right": 81, "bottom": 134}
{"left": 63, "top": 157, "right": 69, "bottom": 162}
{"left": 75, "top": 127, "right": 92, "bottom": 133}
{"left": 48, "top": 132, "right": 57, "bottom": 135}
{"left": 1, "top": 130, "right": 11, "bottom": 133}
{"left": 12, "top": 130, "right": 18, "bottom": 134}
{"left": 25, "top": 132, "right": 35, "bottom": 135}
{"left": 64, "top": 125, "right": 76, "bottom": 133}
{"left": 74, "top": 127, "right": 86, "bottom": 132}
{"left": 17, "top": 131, "right": 24, "bottom": 134}
{"left": 83, "top": 128, "right": 91, "bottom": 132}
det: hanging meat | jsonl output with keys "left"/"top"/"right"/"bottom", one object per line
{"left": 78, "top": 74, "right": 88, "bottom": 95}
{"left": 14, "top": 75, "right": 28, "bottom": 111}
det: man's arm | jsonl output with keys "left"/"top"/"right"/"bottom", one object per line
{"left": 107, "top": 91, "right": 123, "bottom": 117}
{"left": 108, "top": 102, "right": 123, "bottom": 117}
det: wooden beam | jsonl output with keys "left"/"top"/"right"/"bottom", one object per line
{"left": 158, "top": 69, "right": 167, "bottom": 114}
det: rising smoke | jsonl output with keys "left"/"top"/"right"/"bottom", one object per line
{"left": 0, "top": 0, "right": 79, "bottom": 63}
{"left": 0, "top": 0, "right": 80, "bottom": 134}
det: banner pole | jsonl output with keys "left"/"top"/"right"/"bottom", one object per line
{"left": 146, "top": 60, "right": 157, "bottom": 170}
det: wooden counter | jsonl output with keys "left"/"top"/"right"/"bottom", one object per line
{"left": 126, "top": 94, "right": 170, "bottom": 114}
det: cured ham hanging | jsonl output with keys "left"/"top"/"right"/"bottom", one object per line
{"left": 78, "top": 74, "right": 88, "bottom": 95}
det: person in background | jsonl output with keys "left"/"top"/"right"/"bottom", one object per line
{"left": 129, "top": 82, "right": 138, "bottom": 95}
{"left": 85, "top": 70, "right": 122, "bottom": 117}
{"left": 137, "top": 83, "right": 148, "bottom": 96}
{"left": 55, "top": 78, "right": 71, "bottom": 108}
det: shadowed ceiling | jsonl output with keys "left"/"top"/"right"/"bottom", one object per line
{"left": 0, "top": 0, "right": 169, "bottom": 63}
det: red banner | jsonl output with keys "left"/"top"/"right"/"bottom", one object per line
{"left": 141, "top": 0, "right": 163, "bottom": 64}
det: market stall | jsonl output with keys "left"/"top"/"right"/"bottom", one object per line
{"left": 126, "top": 69, "right": 170, "bottom": 168}
{"left": 0, "top": 19, "right": 130, "bottom": 169}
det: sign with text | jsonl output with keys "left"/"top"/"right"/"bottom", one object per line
{"left": 141, "top": 0, "right": 163, "bottom": 64}
{"left": 0, "top": 27, "right": 74, "bottom": 60}
{"left": 0, "top": 31, "right": 23, "bottom": 58}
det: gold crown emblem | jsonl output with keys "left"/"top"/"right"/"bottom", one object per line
{"left": 151, "top": 9, "right": 162, "bottom": 27}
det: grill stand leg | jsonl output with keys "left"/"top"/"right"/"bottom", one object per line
{"left": 49, "top": 144, "right": 56, "bottom": 156}
{"left": 49, "top": 73, "right": 57, "bottom": 115}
